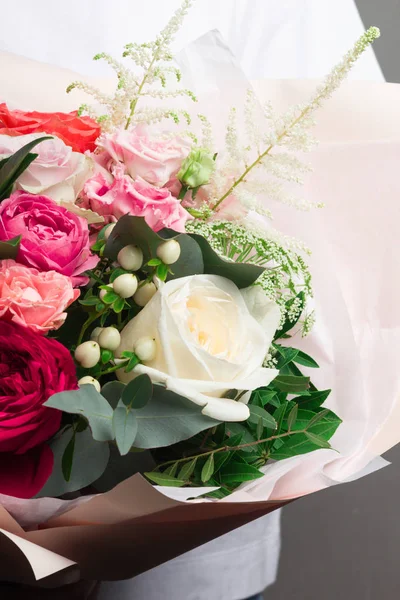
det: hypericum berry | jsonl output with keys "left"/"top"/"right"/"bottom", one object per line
{"left": 75, "top": 341, "right": 101, "bottom": 369}
{"left": 113, "top": 273, "right": 138, "bottom": 298}
{"left": 98, "top": 327, "right": 121, "bottom": 351}
{"left": 104, "top": 223, "right": 116, "bottom": 241}
{"left": 100, "top": 283, "right": 113, "bottom": 301}
{"left": 117, "top": 245, "right": 143, "bottom": 271}
{"left": 134, "top": 281, "right": 157, "bottom": 306}
{"left": 134, "top": 336, "right": 157, "bottom": 362}
{"left": 90, "top": 327, "right": 104, "bottom": 342}
{"left": 156, "top": 240, "right": 181, "bottom": 265}
{"left": 78, "top": 376, "right": 101, "bottom": 392}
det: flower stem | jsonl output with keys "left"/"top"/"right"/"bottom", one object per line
{"left": 155, "top": 429, "right": 308, "bottom": 469}
{"left": 77, "top": 310, "right": 105, "bottom": 346}
{"left": 99, "top": 360, "right": 129, "bottom": 377}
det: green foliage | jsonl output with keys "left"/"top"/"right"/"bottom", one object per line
{"left": 0, "top": 235, "right": 21, "bottom": 259}
{"left": 0, "top": 136, "right": 52, "bottom": 201}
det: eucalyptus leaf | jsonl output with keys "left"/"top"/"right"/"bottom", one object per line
{"left": 113, "top": 404, "right": 138, "bottom": 455}
{"left": 101, "top": 381, "right": 125, "bottom": 409}
{"left": 121, "top": 374, "right": 152, "bottom": 409}
{"left": 93, "top": 444, "right": 155, "bottom": 493}
{"left": 134, "top": 386, "right": 218, "bottom": 449}
{"left": 37, "top": 427, "right": 110, "bottom": 497}
{"left": 189, "top": 233, "right": 264, "bottom": 288}
{"left": 44, "top": 385, "right": 114, "bottom": 442}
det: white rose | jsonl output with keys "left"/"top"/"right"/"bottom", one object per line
{"left": 0, "top": 133, "right": 93, "bottom": 203}
{"left": 117, "top": 275, "right": 280, "bottom": 422}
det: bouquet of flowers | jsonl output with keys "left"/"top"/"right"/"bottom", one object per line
{"left": 0, "top": 0, "right": 397, "bottom": 590}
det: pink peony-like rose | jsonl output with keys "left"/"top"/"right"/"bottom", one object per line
{"left": 83, "top": 173, "right": 192, "bottom": 233}
{"left": 98, "top": 125, "right": 190, "bottom": 187}
{"left": 0, "top": 321, "right": 78, "bottom": 498}
{"left": 0, "top": 133, "right": 93, "bottom": 204}
{"left": 0, "top": 260, "right": 79, "bottom": 333}
{"left": 0, "top": 192, "right": 99, "bottom": 286}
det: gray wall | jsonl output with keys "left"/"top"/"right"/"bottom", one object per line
{"left": 355, "top": 0, "right": 400, "bottom": 82}
{"left": 267, "top": 2, "right": 400, "bottom": 599}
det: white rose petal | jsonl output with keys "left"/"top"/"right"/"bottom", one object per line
{"left": 117, "top": 275, "right": 280, "bottom": 423}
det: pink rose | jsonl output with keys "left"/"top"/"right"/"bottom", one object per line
{"left": 83, "top": 173, "right": 192, "bottom": 233}
{"left": 98, "top": 125, "right": 190, "bottom": 187}
{"left": 0, "top": 192, "right": 99, "bottom": 286}
{"left": 0, "top": 260, "right": 79, "bottom": 333}
{"left": 0, "top": 133, "right": 93, "bottom": 204}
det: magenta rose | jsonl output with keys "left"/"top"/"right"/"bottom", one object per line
{"left": 83, "top": 173, "right": 192, "bottom": 232}
{"left": 99, "top": 125, "right": 190, "bottom": 187}
{"left": 0, "top": 191, "right": 99, "bottom": 286}
{"left": 0, "top": 321, "right": 78, "bottom": 498}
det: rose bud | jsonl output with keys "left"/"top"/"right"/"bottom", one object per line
{"left": 98, "top": 327, "right": 121, "bottom": 351}
{"left": 134, "top": 281, "right": 157, "bottom": 306}
{"left": 156, "top": 240, "right": 181, "bottom": 265}
{"left": 75, "top": 341, "right": 101, "bottom": 368}
{"left": 113, "top": 273, "right": 138, "bottom": 298}
{"left": 117, "top": 245, "right": 143, "bottom": 271}
{"left": 177, "top": 149, "right": 215, "bottom": 189}
{"left": 134, "top": 336, "right": 157, "bottom": 362}
{"left": 78, "top": 376, "right": 101, "bottom": 392}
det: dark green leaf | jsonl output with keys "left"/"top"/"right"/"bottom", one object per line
{"left": 220, "top": 462, "right": 264, "bottom": 484}
{"left": 307, "top": 409, "right": 331, "bottom": 429}
{"left": 178, "top": 458, "right": 197, "bottom": 481}
{"left": 104, "top": 215, "right": 178, "bottom": 262}
{"left": 44, "top": 385, "right": 114, "bottom": 442}
{"left": 61, "top": 431, "right": 76, "bottom": 482}
{"left": 201, "top": 454, "right": 215, "bottom": 483}
{"left": 121, "top": 374, "right": 152, "bottom": 409}
{"left": 226, "top": 423, "right": 258, "bottom": 453}
{"left": 256, "top": 417, "right": 264, "bottom": 440}
{"left": 287, "top": 404, "right": 298, "bottom": 431}
{"left": 304, "top": 431, "right": 332, "bottom": 448}
{"left": 113, "top": 404, "right": 138, "bottom": 455}
{"left": 0, "top": 136, "right": 52, "bottom": 200}
{"left": 164, "top": 463, "right": 179, "bottom": 477}
{"left": 79, "top": 296, "right": 100, "bottom": 306}
{"left": 0, "top": 235, "right": 21, "bottom": 259}
{"left": 296, "top": 389, "right": 331, "bottom": 410}
{"left": 274, "top": 375, "right": 310, "bottom": 393}
{"left": 145, "top": 472, "right": 186, "bottom": 487}
{"left": 251, "top": 389, "right": 278, "bottom": 408}
{"left": 274, "top": 345, "right": 299, "bottom": 369}
{"left": 189, "top": 233, "right": 264, "bottom": 288}
{"left": 167, "top": 234, "right": 204, "bottom": 279}
{"left": 37, "top": 427, "right": 110, "bottom": 497}
{"left": 293, "top": 350, "right": 320, "bottom": 368}
{"left": 248, "top": 405, "right": 277, "bottom": 430}
{"left": 213, "top": 451, "right": 232, "bottom": 473}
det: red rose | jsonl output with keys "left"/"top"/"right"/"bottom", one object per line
{"left": 0, "top": 321, "right": 78, "bottom": 498}
{"left": 0, "top": 103, "right": 101, "bottom": 153}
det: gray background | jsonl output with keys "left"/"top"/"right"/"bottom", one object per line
{"left": 267, "top": 2, "right": 400, "bottom": 598}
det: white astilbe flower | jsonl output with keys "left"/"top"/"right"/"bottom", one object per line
{"left": 67, "top": 0, "right": 197, "bottom": 130}
{"left": 211, "top": 27, "right": 380, "bottom": 218}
